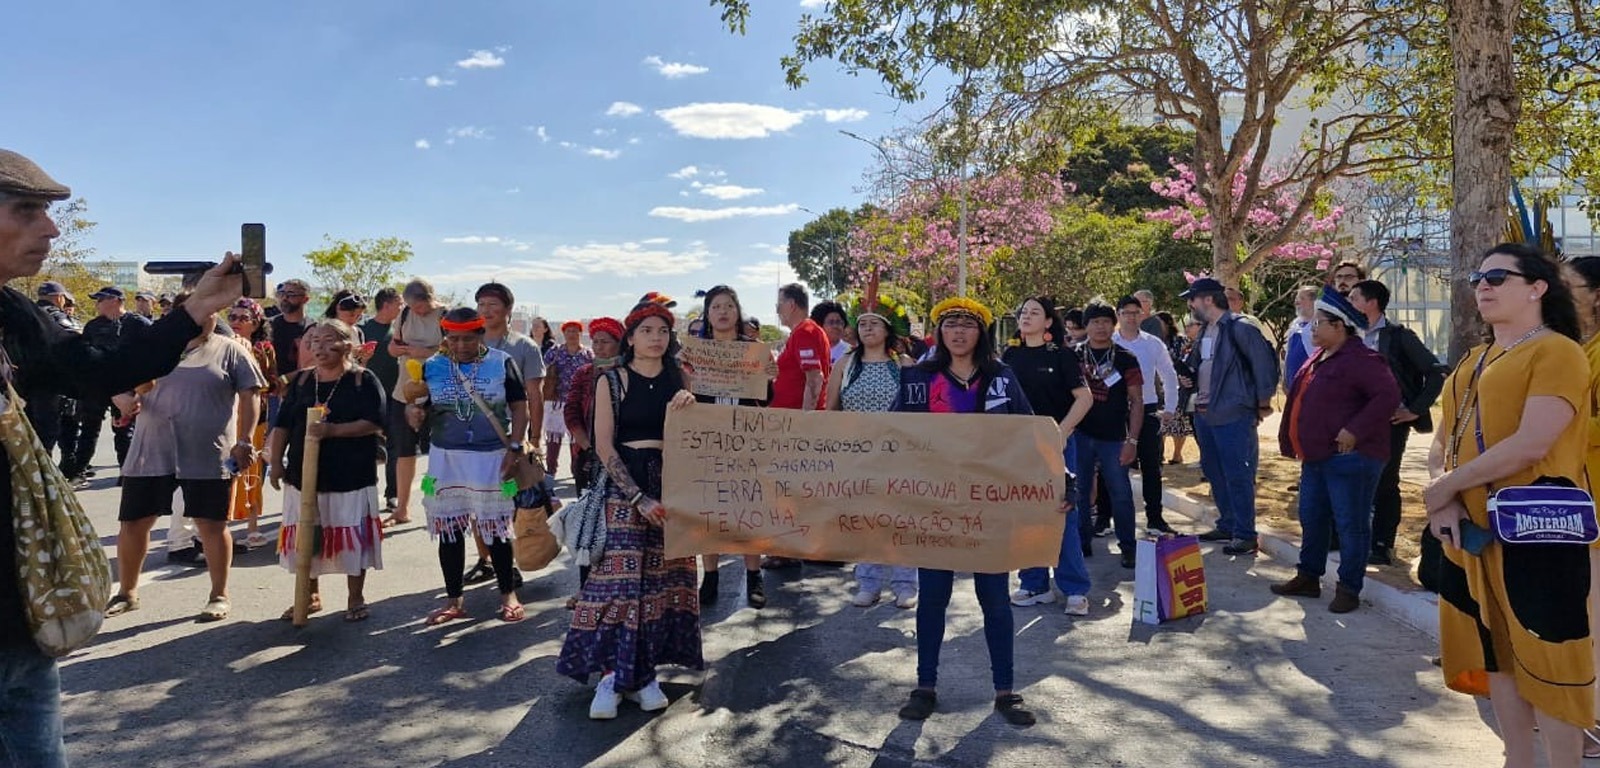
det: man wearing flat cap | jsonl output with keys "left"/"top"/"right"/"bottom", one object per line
{"left": 0, "top": 148, "right": 246, "bottom": 768}
{"left": 1181, "top": 277, "right": 1280, "bottom": 557}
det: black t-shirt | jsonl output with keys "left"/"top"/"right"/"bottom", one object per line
{"left": 1000, "top": 342, "right": 1085, "bottom": 422}
{"left": 273, "top": 368, "right": 386, "bottom": 492}
{"left": 1074, "top": 341, "right": 1145, "bottom": 441}
{"left": 270, "top": 314, "right": 312, "bottom": 376}
{"left": 359, "top": 317, "right": 398, "bottom": 393}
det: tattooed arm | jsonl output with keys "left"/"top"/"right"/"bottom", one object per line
{"left": 592, "top": 377, "right": 643, "bottom": 501}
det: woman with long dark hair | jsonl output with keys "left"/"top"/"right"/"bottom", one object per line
{"left": 226, "top": 298, "right": 277, "bottom": 549}
{"left": 322, "top": 290, "right": 368, "bottom": 345}
{"left": 530, "top": 317, "right": 555, "bottom": 354}
{"left": 689, "top": 285, "right": 770, "bottom": 609}
{"left": 558, "top": 301, "right": 703, "bottom": 720}
{"left": 1003, "top": 296, "right": 1093, "bottom": 614}
{"left": 893, "top": 297, "right": 1045, "bottom": 727}
{"left": 827, "top": 295, "right": 916, "bottom": 608}
{"left": 1562, "top": 254, "right": 1600, "bottom": 756}
{"left": 1427, "top": 243, "right": 1591, "bottom": 766}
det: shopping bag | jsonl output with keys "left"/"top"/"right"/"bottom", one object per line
{"left": 1132, "top": 538, "right": 1161, "bottom": 625}
{"left": 1155, "top": 534, "right": 1208, "bottom": 620}
{"left": 513, "top": 505, "right": 561, "bottom": 572}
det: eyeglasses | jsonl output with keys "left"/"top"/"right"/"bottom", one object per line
{"left": 1468, "top": 268, "right": 1529, "bottom": 288}
{"left": 227, "top": 313, "right": 253, "bottom": 322}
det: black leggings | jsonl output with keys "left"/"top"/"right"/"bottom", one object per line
{"left": 440, "top": 536, "right": 517, "bottom": 597}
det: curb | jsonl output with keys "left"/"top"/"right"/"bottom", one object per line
{"left": 1132, "top": 474, "right": 1441, "bottom": 641}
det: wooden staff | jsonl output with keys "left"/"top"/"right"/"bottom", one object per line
{"left": 292, "top": 406, "right": 326, "bottom": 627}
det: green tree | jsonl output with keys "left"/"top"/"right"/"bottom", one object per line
{"left": 303, "top": 236, "right": 413, "bottom": 302}
{"left": 20, "top": 198, "right": 111, "bottom": 302}
{"left": 1060, "top": 123, "right": 1195, "bottom": 215}
{"left": 787, "top": 206, "right": 872, "bottom": 297}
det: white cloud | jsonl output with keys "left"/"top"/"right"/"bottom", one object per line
{"left": 585, "top": 147, "right": 622, "bottom": 160}
{"left": 656, "top": 103, "right": 807, "bottom": 139}
{"left": 697, "top": 184, "right": 764, "bottom": 200}
{"left": 505, "top": 187, "right": 521, "bottom": 195}
{"left": 735, "top": 259, "right": 807, "bottom": 293}
{"left": 640, "top": 237, "right": 671, "bottom": 245}
{"left": 799, "top": 0, "right": 829, "bottom": 7}
{"left": 414, "top": 139, "right": 431, "bottom": 150}
{"left": 456, "top": 50, "right": 506, "bottom": 69}
{"left": 552, "top": 241, "right": 711, "bottom": 276}
{"left": 529, "top": 125, "right": 550, "bottom": 143}
{"left": 643, "top": 55, "right": 709, "bottom": 78}
{"left": 424, "top": 75, "right": 456, "bottom": 88}
{"left": 750, "top": 242, "right": 788, "bottom": 256}
{"left": 448, "top": 126, "right": 490, "bottom": 140}
{"left": 606, "top": 101, "right": 644, "bottom": 118}
{"left": 593, "top": 128, "right": 616, "bottom": 137}
{"left": 649, "top": 203, "right": 800, "bottom": 223}
{"left": 669, "top": 165, "right": 701, "bottom": 180}
{"left": 627, "top": 137, "right": 642, "bottom": 145}
{"left": 819, "top": 108, "right": 869, "bottom": 123}
{"left": 441, "top": 235, "right": 503, "bottom": 245}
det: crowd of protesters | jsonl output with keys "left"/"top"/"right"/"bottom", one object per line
{"left": 2, "top": 146, "right": 1597, "bottom": 767}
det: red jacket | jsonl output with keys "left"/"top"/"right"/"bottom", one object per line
{"left": 1279, "top": 335, "right": 1401, "bottom": 463}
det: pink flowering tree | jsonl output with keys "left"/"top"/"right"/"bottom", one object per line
{"left": 1146, "top": 157, "right": 1346, "bottom": 285}
{"left": 847, "top": 167, "right": 1066, "bottom": 305}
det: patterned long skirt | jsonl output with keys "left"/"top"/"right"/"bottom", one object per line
{"left": 556, "top": 446, "right": 702, "bottom": 691}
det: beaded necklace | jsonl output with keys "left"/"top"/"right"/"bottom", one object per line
{"left": 1446, "top": 324, "right": 1545, "bottom": 469}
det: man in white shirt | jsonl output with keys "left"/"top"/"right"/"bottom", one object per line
{"left": 1113, "top": 296, "right": 1180, "bottom": 532}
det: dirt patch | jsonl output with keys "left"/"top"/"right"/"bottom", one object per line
{"left": 1160, "top": 442, "right": 1428, "bottom": 592}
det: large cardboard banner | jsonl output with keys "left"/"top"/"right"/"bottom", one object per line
{"left": 679, "top": 337, "right": 772, "bottom": 401}
{"left": 662, "top": 404, "right": 1066, "bottom": 572}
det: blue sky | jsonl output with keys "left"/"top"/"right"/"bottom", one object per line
{"left": 5, "top": 0, "right": 911, "bottom": 320}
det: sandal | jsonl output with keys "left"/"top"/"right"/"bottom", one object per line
{"left": 898, "top": 689, "right": 937, "bottom": 720}
{"left": 994, "top": 693, "right": 1036, "bottom": 726}
{"left": 245, "top": 531, "right": 270, "bottom": 549}
{"left": 199, "top": 596, "right": 230, "bottom": 622}
{"left": 106, "top": 593, "right": 140, "bottom": 616}
{"left": 425, "top": 604, "right": 469, "bottom": 626}
{"left": 499, "top": 603, "right": 526, "bottom": 623}
{"left": 463, "top": 560, "right": 496, "bottom": 585}
{"left": 344, "top": 604, "right": 370, "bottom": 622}
{"left": 380, "top": 514, "right": 411, "bottom": 529}
{"left": 280, "top": 598, "right": 324, "bottom": 621}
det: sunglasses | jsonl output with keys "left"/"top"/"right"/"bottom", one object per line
{"left": 1468, "top": 268, "right": 1529, "bottom": 288}
{"left": 338, "top": 295, "right": 367, "bottom": 310}
{"left": 227, "top": 313, "right": 254, "bottom": 322}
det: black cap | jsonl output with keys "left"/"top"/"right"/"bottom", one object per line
{"left": 0, "top": 150, "right": 70, "bottom": 201}
{"left": 36, "top": 281, "right": 67, "bottom": 297}
{"left": 89, "top": 286, "right": 125, "bottom": 301}
{"left": 1179, "top": 277, "right": 1226, "bottom": 299}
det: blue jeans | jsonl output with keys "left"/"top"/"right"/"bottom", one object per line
{"left": 1073, "top": 435, "right": 1137, "bottom": 554}
{"left": 916, "top": 570, "right": 1014, "bottom": 691}
{"left": 1194, "top": 415, "right": 1259, "bottom": 540}
{"left": 856, "top": 563, "right": 917, "bottom": 597}
{"left": 1018, "top": 504, "right": 1090, "bottom": 597}
{"left": 1297, "top": 452, "right": 1384, "bottom": 593}
{"left": 0, "top": 644, "right": 65, "bottom": 768}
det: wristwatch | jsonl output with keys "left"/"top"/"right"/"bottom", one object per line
{"left": 508, "top": 442, "right": 525, "bottom": 452}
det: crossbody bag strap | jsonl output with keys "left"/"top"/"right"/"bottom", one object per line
{"left": 453, "top": 363, "right": 514, "bottom": 448}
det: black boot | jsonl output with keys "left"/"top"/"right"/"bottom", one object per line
{"left": 698, "top": 569, "right": 719, "bottom": 605}
{"left": 745, "top": 570, "right": 766, "bottom": 609}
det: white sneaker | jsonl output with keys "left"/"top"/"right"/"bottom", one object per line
{"left": 625, "top": 680, "right": 670, "bottom": 712}
{"left": 851, "top": 590, "right": 880, "bottom": 607}
{"left": 1009, "top": 588, "right": 1056, "bottom": 606}
{"left": 1064, "top": 595, "right": 1090, "bottom": 616}
{"left": 894, "top": 593, "right": 916, "bottom": 609}
{"left": 589, "top": 673, "right": 620, "bottom": 720}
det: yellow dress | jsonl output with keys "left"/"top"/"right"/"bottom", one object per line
{"left": 1584, "top": 334, "right": 1600, "bottom": 496}
{"left": 1438, "top": 333, "right": 1594, "bottom": 727}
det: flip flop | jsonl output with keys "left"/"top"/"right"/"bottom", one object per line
{"left": 344, "top": 604, "right": 370, "bottom": 622}
{"left": 381, "top": 514, "right": 412, "bottom": 529}
{"left": 281, "top": 600, "right": 323, "bottom": 621}
{"left": 425, "top": 604, "right": 469, "bottom": 626}
{"left": 499, "top": 603, "right": 526, "bottom": 623}
{"left": 106, "top": 594, "right": 140, "bottom": 616}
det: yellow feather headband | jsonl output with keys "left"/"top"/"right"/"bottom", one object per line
{"left": 930, "top": 296, "right": 994, "bottom": 327}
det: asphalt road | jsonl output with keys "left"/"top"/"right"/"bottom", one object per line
{"left": 55, "top": 434, "right": 1512, "bottom": 768}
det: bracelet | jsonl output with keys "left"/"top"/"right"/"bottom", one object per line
{"left": 629, "top": 491, "right": 645, "bottom": 507}
{"left": 1124, "top": 437, "right": 1139, "bottom": 445}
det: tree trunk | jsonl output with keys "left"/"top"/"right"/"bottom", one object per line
{"left": 1211, "top": 217, "right": 1245, "bottom": 289}
{"left": 1446, "top": 0, "right": 1522, "bottom": 364}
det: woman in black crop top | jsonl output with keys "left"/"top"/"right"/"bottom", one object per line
{"left": 557, "top": 302, "right": 704, "bottom": 720}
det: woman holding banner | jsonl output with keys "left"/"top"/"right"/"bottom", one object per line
{"left": 892, "top": 297, "right": 1040, "bottom": 727}
{"left": 1003, "top": 296, "right": 1094, "bottom": 616}
{"left": 690, "top": 285, "right": 770, "bottom": 609}
{"left": 827, "top": 295, "right": 917, "bottom": 609}
{"left": 267, "top": 320, "right": 385, "bottom": 621}
{"left": 558, "top": 301, "right": 702, "bottom": 720}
